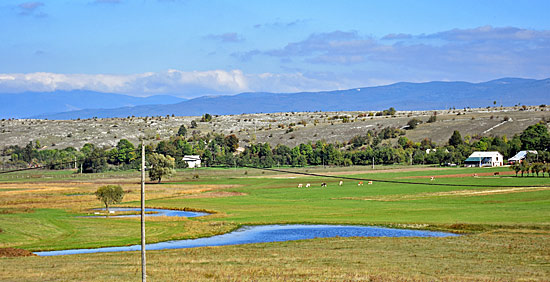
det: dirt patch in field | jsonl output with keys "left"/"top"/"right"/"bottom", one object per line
{"left": 431, "top": 186, "right": 550, "bottom": 196}
{"left": 0, "top": 248, "right": 36, "bottom": 257}
{"left": 182, "top": 191, "right": 246, "bottom": 198}
{"left": 337, "top": 186, "right": 550, "bottom": 202}
{"left": 404, "top": 171, "right": 516, "bottom": 179}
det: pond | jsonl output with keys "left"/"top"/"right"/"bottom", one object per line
{"left": 34, "top": 224, "right": 458, "bottom": 256}
{"left": 88, "top": 207, "right": 209, "bottom": 218}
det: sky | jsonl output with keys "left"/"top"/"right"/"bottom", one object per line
{"left": 1, "top": 0, "right": 550, "bottom": 98}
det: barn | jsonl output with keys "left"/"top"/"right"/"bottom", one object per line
{"left": 464, "top": 151, "right": 504, "bottom": 167}
{"left": 508, "top": 150, "right": 537, "bottom": 164}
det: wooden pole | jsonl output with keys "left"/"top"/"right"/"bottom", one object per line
{"left": 141, "top": 141, "right": 146, "bottom": 282}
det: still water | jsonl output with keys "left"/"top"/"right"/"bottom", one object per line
{"left": 35, "top": 224, "right": 457, "bottom": 256}
{"left": 88, "top": 207, "right": 209, "bottom": 218}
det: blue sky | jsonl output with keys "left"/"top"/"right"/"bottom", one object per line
{"left": 1, "top": 0, "right": 549, "bottom": 97}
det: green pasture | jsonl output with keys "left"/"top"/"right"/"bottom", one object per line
{"left": 1, "top": 166, "right": 548, "bottom": 252}
{"left": 150, "top": 169, "right": 550, "bottom": 226}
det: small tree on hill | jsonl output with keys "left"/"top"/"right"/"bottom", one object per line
{"left": 200, "top": 113, "right": 212, "bottom": 122}
{"left": 406, "top": 118, "right": 422, "bottom": 130}
{"left": 448, "top": 130, "right": 463, "bottom": 146}
{"left": 177, "top": 125, "right": 187, "bottom": 137}
{"left": 148, "top": 153, "right": 176, "bottom": 183}
{"left": 225, "top": 134, "right": 239, "bottom": 152}
{"left": 95, "top": 185, "right": 124, "bottom": 215}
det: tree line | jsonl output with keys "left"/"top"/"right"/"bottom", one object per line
{"left": 1, "top": 121, "right": 549, "bottom": 175}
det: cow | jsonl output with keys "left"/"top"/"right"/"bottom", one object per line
{"left": 298, "top": 184, "right": 303, "bottom": 188}
{"left": 321, "top": 182, "right": 327, "bottom": 187}
{"left": 430, "top": 176, "right": 435, "bottom": 181}
{"left": 368, "top": 181, "right": 373, "bottom": 185}
{"left": 339, "top": 181, "right": 343, "bottom": 186}
{"left": 306, "top": 183, "right": 311, "bottom": 188}
{"left": 358, "top": 181, "right": 364, "bottom": 186}
{"left": 493, "top": 172, "right": 500, "bottom": 176}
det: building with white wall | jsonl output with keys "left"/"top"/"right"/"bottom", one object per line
{"left": 464, "top": 151, "right": 504, "bottom": 167}
{"left": 182, "top": 155, "right": 201, "bottom": 168}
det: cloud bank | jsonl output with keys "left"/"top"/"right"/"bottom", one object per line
{"left": 2, "top": 26, "right": 548, "bottom": 97}
{"left": 237, "top": 26, "right": 550, "bottom": 80}
{"left": 0, "top": 70, "right": 349, "bottom": 98}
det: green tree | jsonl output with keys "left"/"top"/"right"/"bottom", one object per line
{"left": 406, "top": 118, "right": 422, "bottom": 129}
{"left": 224, "top": 134, "right": 239, "bottom": 152}
{"left": 82, "top": 147, "right": 108, "bottom": 173}
{"left": 95, "top": 185, "right": 124, "bottom": 214}
{"left": 113, "top": 139, "right": 136, "bottom": 164}
{"left": 177, "top": 125, "right": 187, "bottom": 137}
{"left": 448, "top": 130, "right": 463, "bottom": 146}
{"left": 520, "top": 123, "right": 550, "bottom": 150}
{"left": 532, "top": 162, "right": 543, "bottom": 177}
{"left": 543, "top": 163, "right": 550, "bottom": 177}
{"left": 510, "top": 163, "right": 521, "bottom": 177}
{"left": 519, "top": 162, "right": 529, "bottom": 177}
{"left": 200, "top": 113, "right": 212, "bottom": 122}
{"left": 148, "top": 153, "right": 176, "bottom": 183}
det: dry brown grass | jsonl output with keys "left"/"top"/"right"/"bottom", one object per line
{"left": 1, "top": 231, "right": 548, "bottom": 281}
{"left": 0, "top": 179, "right": 240, "bottom": 212}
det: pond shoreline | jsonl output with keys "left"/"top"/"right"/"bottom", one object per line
{"left": 34, "top": 223, "right": 459, "bottom": 256}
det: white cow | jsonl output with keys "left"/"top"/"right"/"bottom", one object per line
{"left": 298, "top": 184, "right": 303, "bottom": 188}
{"left": 339, "top": 181, "right": 343, "bottom": 186}
{"left": 306, "top": 183, "right": 311, "bottom": 188}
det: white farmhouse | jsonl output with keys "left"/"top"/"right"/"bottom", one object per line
{"left": 464, "top": 151, "right": 504, "bottom": 167}
{"left": 182, "top": 155, "right": 201, "bottom": 168}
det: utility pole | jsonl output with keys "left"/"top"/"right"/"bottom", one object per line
{"left": 141, "top": 141, "right": 146, "bottom": 282}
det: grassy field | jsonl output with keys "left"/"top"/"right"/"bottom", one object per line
{"left": 1, "top": 165, "right": 549, "bottom": 281}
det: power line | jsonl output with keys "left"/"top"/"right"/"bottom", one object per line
{"left": 241, "top": 165, "right": 547, "bottom": 189}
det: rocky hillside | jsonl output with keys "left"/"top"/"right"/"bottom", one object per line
{"left": 1, "top": 105, "right": 548, "bottom": 150}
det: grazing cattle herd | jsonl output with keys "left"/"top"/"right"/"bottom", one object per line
{"left": 297, "top": 180, "right": 373, "bottom": 188}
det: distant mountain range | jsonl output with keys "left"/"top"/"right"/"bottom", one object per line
{"left": 0, "top": 90, "right": 185, "bottom": 119}
{"left": 2, "top": 78, "right": 548, "bottom": 120}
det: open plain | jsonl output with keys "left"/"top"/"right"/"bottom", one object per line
{"left": 1, "top": 165, "right": 549, "bottom": 281}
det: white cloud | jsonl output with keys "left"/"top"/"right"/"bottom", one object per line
{"left": 0, "top": 70, "right": 356, "bottom": 98}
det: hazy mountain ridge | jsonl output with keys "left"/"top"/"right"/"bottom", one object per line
{"left": 0, "top": 90, "right": 185, "bottom": 119}
{"left": 5, "top": 77, "right": 549, "bottom": 120}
